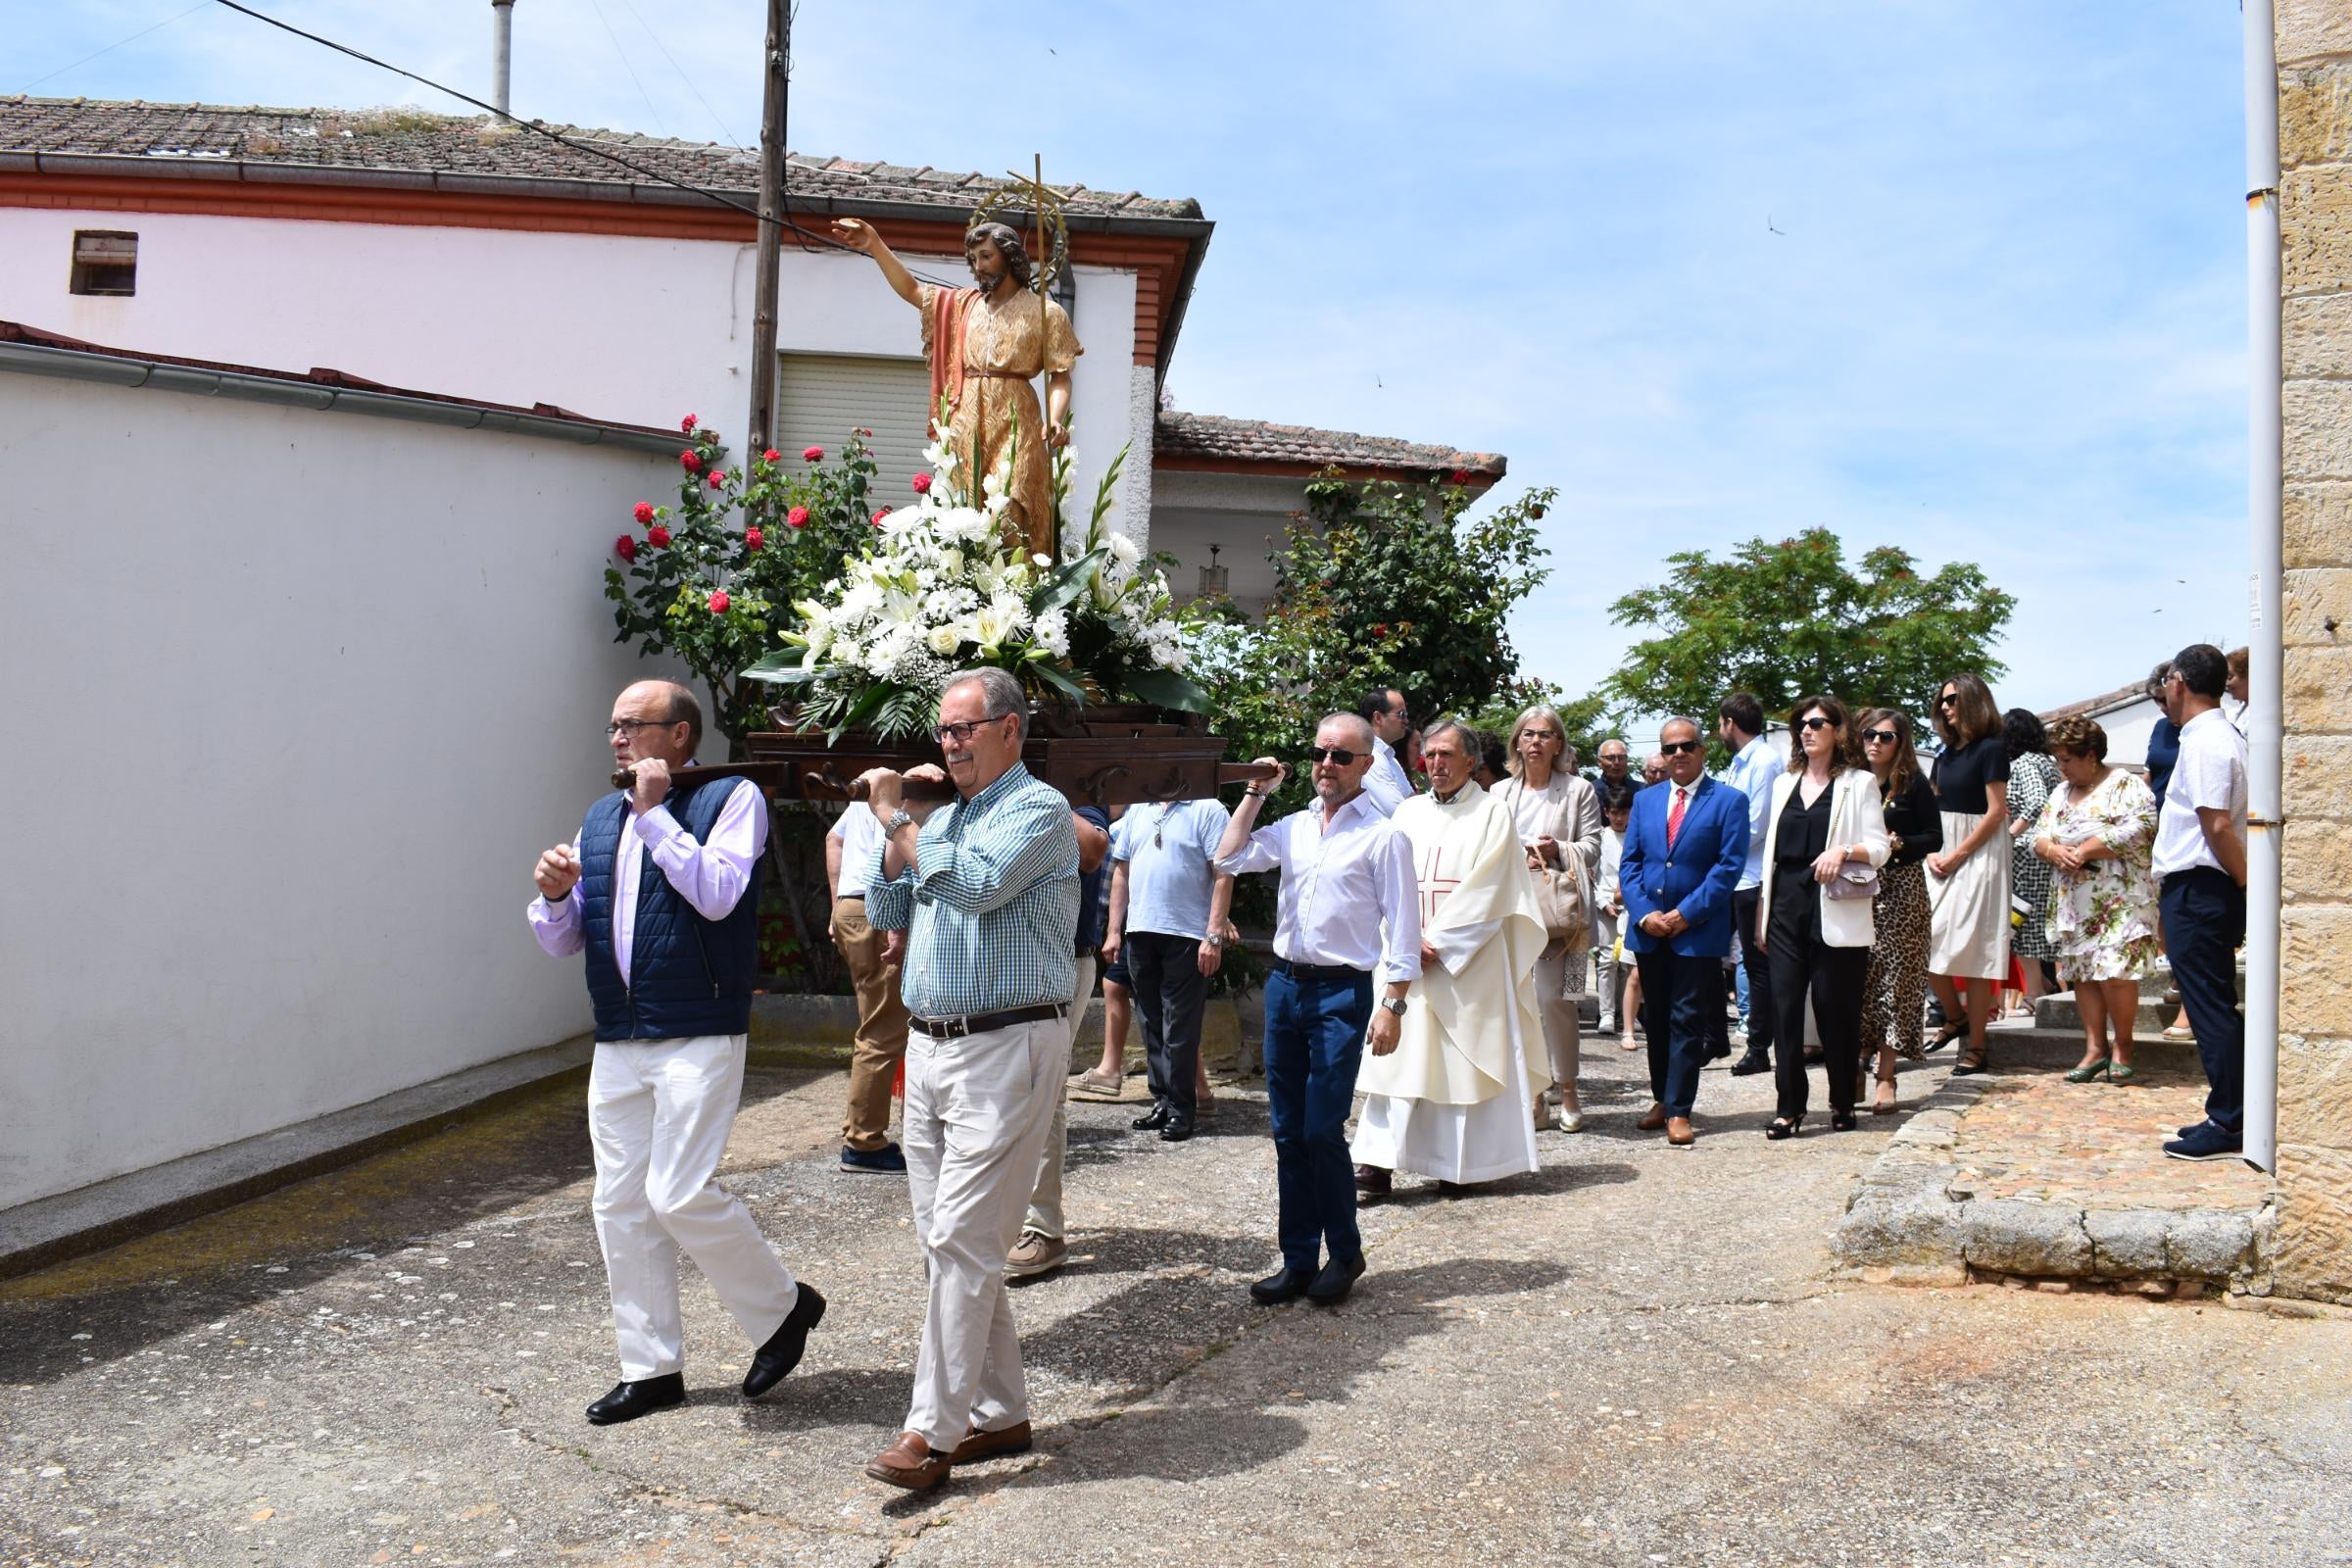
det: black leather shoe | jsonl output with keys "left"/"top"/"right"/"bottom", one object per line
{"left": 1157, "top": 1116, "right": 1195, "bottom": 1143}
{"left": 1305, "top": 1253, "right": 1367, "bottom": 1306}
{"left": 1132, "top": 1102, "right": 1171, "bottom": 1131}
{"left": 1250, "top": 1266, "right": 1315, "bottom": 1305}
{"left": 1353, "top": 1163, "right": 1392, "bottom": 1196}
{"left": 1729, "top": 1053, "right": 1773, "bottom": 1077}
{"left": 586, "top": 1373, "right": 685, "bottom": 1426}
{"left": 741, "top": 1282, "right": 827, "bottom": 1398}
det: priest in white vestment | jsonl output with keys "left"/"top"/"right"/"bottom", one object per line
{"left": 1351, "top": 720, "right": 1549, "bottom": 1194}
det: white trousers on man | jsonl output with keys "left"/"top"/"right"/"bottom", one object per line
{"left": 902, "top": 1014, "right": 1066, "bottom": 1451}
{"left": 587, "top": 1034, "right": 799, "bottom": 1381}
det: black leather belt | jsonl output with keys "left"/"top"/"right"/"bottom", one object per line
{"left": 1270, "top": 956, "right": 1371, "bottom": 983}
{"left": 909, "top": 1003, "right": 1069, "bottom": 1040}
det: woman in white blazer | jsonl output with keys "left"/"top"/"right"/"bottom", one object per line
{"left": 1755, "top": 696, "right": 1890, "bottom": 1137}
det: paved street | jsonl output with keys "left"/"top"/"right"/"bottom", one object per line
{"left": 5, "top": 1042, "right": 2350, "bottom": 1568}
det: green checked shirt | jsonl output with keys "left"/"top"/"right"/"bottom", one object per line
{"left": 863, "top": 762, "right": 1079, "bottom": 1020}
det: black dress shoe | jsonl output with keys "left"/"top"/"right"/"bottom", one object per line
{"left": 1353, "top": 1163, "right": 1392, "bottom": 1196}
{"left": 1250, "top": 1266, "right": 1315, "bottom": 1305}
{"left": 742, "top": 1282, "right": 827, "bottom": 1398}
{"left": 1305, "top": 1253, "right": 1367, "bottom": 1306}
{"left": 1729, "top": 1052, "right": 1773, "bottom": 1077}
{"left": 1132, "top": 1102, "right": 1171, "bottom": 1131}
{"left": 1157, "top": 1116, "right": 1195, "bottom": 1143}
{"left": 586, "top": 1373, "right": 685, "bottom": 1426}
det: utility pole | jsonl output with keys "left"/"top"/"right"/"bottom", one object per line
{"left": 746, "top": 0, "right": 788, "bottom": 453}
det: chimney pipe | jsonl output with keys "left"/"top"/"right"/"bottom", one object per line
{"left": 491, "top": 0, "right": 515, "bottom": 120}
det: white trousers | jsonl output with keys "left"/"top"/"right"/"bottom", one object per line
{"left": 1025, "top": 955, "right": 1096, "bottom": 1241}
{"left": 902, "top": 1015, "right": 1065, "bottom": 1450}
{"left": 587, "top": 1034, "right": 799, "bottom": 1381}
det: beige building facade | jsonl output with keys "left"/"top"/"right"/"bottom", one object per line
{"left": 2277, "top": 0, "right": 2352, "bottom": 1303}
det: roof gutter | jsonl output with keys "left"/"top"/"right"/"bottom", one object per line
{"left": 0, "top": 339, "right": 687, "bottom": 455}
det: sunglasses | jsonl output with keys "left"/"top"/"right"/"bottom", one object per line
{"left": 1797, "top": 715, "right": 1836, "bottom": 732}
{"left": 1659, "top": 739, "right": 1703, "bottom": 756}
{"left": 1860, "top": 728, "right": 1900, "bottom": 744}
{"left": 1306, "top": 746, "right": 1362, "bottom": 765}
{"left": 1936, "top": 693, "right": 1959, "bottom": 709}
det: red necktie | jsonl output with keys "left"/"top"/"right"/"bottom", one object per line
{"left": 1666, "top": 785, "right": 1687, "bottom": 849}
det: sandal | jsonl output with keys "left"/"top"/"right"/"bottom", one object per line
{"left": 1872, "top": 1075, "right": 1897, "bottom": 1115}
{"left": 1764, "top": 1115, "right": 1804, "bottom": 1141}
{"left": 1950, "top": 1048, "right": 1990, "bottom": 1077}
{"left": 1830, "top": 1108, "right": 1858, "bottom": 1132}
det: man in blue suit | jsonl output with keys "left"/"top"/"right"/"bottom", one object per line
{"left": 1617, "top": 716, "right": 1751, "bottom": 1146}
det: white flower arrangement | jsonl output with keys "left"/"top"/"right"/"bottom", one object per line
{"left": 745, "top": 437, "right": 1204, "bottom": 738}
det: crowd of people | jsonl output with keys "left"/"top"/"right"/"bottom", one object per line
{"left": 520, "top": 641, "right": 2252, "bottom": 1492}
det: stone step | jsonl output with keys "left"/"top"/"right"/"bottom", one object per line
{"left": 2034, "top": 995, "right": 2173, "bottom": 1032}
{"left": 1973, "top": 1021, "right": 2203, "bottom": 1069}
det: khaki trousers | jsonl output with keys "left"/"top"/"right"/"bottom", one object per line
{"left": 833, "top": 896, "right": 910, "bottom": 1152}
{"left": 902, "top": 1015, "right": 1066, "bottom": 1450}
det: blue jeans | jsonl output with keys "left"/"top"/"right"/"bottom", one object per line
{"left": 1262, "top": 967, "right": 1375, "bottom": 1272}
{"left": 2160, "top": 868, "right": 2246, "bottom": 1134}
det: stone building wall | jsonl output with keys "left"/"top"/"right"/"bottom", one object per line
{"left": 2276, "top": 0, "right": 2352, "bottom": 1303}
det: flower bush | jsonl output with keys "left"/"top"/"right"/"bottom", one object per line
{"left": 604, "top": 421, "right": 880, "bottom": 754}
{"left": 744, "top": 431, "right": 1205, "bottom": 738}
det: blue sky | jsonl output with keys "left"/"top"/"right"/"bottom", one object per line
{"left": 15, "top": 1, "right": 2256, "bottom": 721}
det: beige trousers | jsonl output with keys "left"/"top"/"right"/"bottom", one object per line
{"left": 833, "top": 896, "right": 910, "bottom": 1152}
{"left": 1533, "top": 950, "right": 1583, "bottom": 1101}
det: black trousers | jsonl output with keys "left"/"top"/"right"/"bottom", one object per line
{"left": 1125, "top": 930, "right": 1206, "bottom": 1118}
{"left": 1766, "top": 905, "right": 1870, "bottom": 1121}
{"left": 2160, "top": 868, "right": 2246, "bottom": 1133}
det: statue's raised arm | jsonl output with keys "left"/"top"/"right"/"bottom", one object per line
{"left": 829, "top": 217, "right": 1083, "bottom": 562}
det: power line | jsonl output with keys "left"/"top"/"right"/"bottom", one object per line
{"left": 615, "top": 0, "right": 745, "bottom": 149}
{"left": 582, "top": 0, "right": 668, "bottom": 139}
{"left": 203, "top": 0, "right": 965, "bottom": 286}
{"left": 20, "top": 1, "right": 210, "bottom": 94}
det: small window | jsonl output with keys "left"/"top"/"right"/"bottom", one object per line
{"left": 70, "top": 230, "right": 137, "bottom": 297}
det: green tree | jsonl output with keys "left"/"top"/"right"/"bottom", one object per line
{"left": 1600, "top": 529, "right": 2015, "bottom": 733}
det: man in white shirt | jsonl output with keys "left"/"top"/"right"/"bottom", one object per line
{"left": 1716, "top": 693, "right": 1786, "bottom": 1074}
{"left": 529, "top": 681, "right": 822, "bottom": 1426}
{"left": 1358, "top": 687, "right": 1417, "bottom": 817}
{"left": 829, "top": 802, "right": 911, "bottom": 1173}
{"left": 2151, "top": 645, "right": 2251, "bottom": 1163}
{"left": 1216, "top": 714, "right": 1422, "bottom": 1307}
{"left": 1102, "top": 799, "right": 1235, "bottom": 1143}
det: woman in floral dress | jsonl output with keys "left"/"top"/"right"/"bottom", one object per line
{"left": 2030, "top": 715, "right": 2161, "bottom": 1083}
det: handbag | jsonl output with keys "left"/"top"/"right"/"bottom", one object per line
{"left": 1824, "top": 863, "right": 1881, "bottom": 903}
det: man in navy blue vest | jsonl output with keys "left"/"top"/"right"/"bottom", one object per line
{"left": 530, "top": 680, "right": 824, "bottom": 1426}
{"left": 1618, "top": 715, "right": 1751, "bottom": 1147}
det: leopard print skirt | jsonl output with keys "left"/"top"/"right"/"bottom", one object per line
{"left": 1860, "top": 858, "right": 1932, "bottom": 1060}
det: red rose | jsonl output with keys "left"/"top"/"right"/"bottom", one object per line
{"left": 613, "top": 534, "right": 637, "bottom": 563}
{"left": 680, "top": 450, "right": 701, "bottom": 472}
{"left": 857, "top": 426, "right": 873, "bottom": 437}
{"left": 681, "top": 414, "right": 698, "bottom": 433}
{"left": 646, "top": 524, "right": 672, "bottom": 548}
{"left": 909, "top": 472, "right": 932, "bottom": 494}
{"left": 802, "top": 445, "right": 824, "bottom": 462}
{"left": 787, "top": 506, "right": 810, "bottom": 529}
{"left": 744, "top": 527, "right": 763, "bottom": 551}
{"left": 1449, "top": 467, "right": 1469, "bottom": 485}
{"left": 1372, "top": 622, "right": 1390, "bottom": 638}
{"left": 708, "top": 590, "right": 730, "bottom": 614}
{"left": 632, "top": 501, "right": 655, "bottom": 525}
{"left": 708, "top": 469, "right": 726, "bottom": 489}
{"left": 871, "top": 508, "right": 889, "bottom": 526}
{"left": 762, "top": 448, "right": 781, "bottom": 464}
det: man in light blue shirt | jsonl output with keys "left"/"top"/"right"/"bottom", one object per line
{"left": 1102, "top": 798, "right": 1235, "bottom": 1142}
{"left": 1358, "top": 687, "right": 1416, "bottom": 817}
{"left": 1715, "top": 692, "right": 1785, "bottom": 1074}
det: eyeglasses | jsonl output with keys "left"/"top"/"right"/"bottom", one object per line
{"left": 934, "top": 715, "right": 1012, "bottom": 746}
{"left": 1860, "top": 728, "right": 1900, "bottom": 745}
{"left": 1659, "top": 739, "right": 1703, "bottom": 756}
{"left": 607, "top": 718, "right": 681, "bottom": 738}
{"left": 1306, "top": 746, "right": 1362, "bottom": 765}
{"left": 1521, "top": 730, "right": 1563, "bottom": 746}
{"left": 1797, "top": 716, "right": 1835, "bottom": 732}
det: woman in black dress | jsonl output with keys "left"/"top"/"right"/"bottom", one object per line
{"left": 1857, "top": 709, "right": 1942, "bottom": 1114}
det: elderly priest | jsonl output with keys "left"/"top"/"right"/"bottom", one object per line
{"left": 1350, "top": 718, "right": 1548, "bottom": 1197}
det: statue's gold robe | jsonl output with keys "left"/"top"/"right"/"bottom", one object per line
{"left": 917, "top": 282, "right": 1083, "bottom": 561}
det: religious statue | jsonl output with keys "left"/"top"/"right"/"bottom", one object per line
{"left": 833, "top": 216, "right": 1083, "bottom": 562}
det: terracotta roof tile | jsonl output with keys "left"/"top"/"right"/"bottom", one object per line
{"left": 0, "top": 97, "right": 1204, "bottom": 222}
{"left": 1154, "top": 410, "right": 1505, "bottom": 481}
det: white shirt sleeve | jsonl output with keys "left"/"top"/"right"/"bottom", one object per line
{"left": 1216, "top": 817, "right": 1288, "bottom": 876}
{"left": 1376, "top": 827, "right": 1424, "bottom": 983}
{"left": 637, "top": 778, "right": 767, "bottom": 921}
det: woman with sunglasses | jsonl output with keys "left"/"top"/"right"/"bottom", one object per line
{"left": 1855, "top": 709, "right": 1941, "bottom": 1113}
{"left": 1924, "top": 672, "right": 2012, "bottom": 1074}
{"left": 1753, "top": 697, "right": 1889, "bottom": 1136}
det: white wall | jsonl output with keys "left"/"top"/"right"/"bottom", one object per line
{"left": 1151, "top": 469, "right": 1318, "bottom": 612}
{"left": 0, "top": 373, "right": 680, "bottom": 1209}
{"left": 0, "top": 208, "right": 1146, "bottom": 540}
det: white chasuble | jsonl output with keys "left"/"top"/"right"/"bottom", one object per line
{"left": 1351, "top": 783, "right": 1549, "bottom": 1185}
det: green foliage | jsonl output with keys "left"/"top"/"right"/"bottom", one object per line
{"left": 1599, "top": 528, "right": 2015, "bottom": 739}
{"left": 604, "top": 425, "right": 879, "bottom": 755}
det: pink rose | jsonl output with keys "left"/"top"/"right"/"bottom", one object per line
{"left": 645, "top": 524, "right": 671, "bottom": 549}
{"left": 681, "top": 414, "right": 698, "bottom": 433}
{"left": 613, "top": 535, "right": 638, "bottom": 563}
{"left": 708, "top": 469, "right": 726, "bottom": 489}
{"left": 802, "top": 445, "right": 824, "bottom": 462}
{"left": 632, "top": 502, "right": 655, "bottom": 525}
{"left": 909, "top": 472, "right": 932, "bottom": 494}
{"left": 680, "top": 450, "right": 702, "bottom": 473}
{"left": 708, "top": 590, "right": 730, "bottom": 614}
{"left": 744, "top": 527, "right": 763, "bottom": 551}
{"left": 787, "top": 506, "right": 809, "bottom": 529}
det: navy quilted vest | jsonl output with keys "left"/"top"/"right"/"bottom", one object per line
{"left": 578, "top": 774, "right": 763, "bottom": 1041}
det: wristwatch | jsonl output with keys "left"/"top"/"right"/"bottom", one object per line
{"left": 1379, "top": 996, "right": 1409, "bottom": 1017}
{"left": 884, "top": 808, "right": 914, "bottom": 835}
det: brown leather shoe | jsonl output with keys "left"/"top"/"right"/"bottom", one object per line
{"left": 865, "top": 1431, "right": 951, "bottom": 1492}
{"left": 949, "top": 1419, "right": 1033, "bottom": 1465}
{"left": 1637, "top": 1102, "right": 1668, "bottom": 1132}
{"left": 1666, "top": 1116, "right": 1695, "bottom": 1147}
